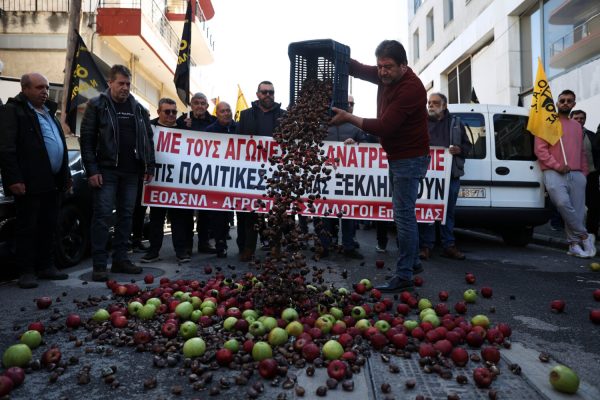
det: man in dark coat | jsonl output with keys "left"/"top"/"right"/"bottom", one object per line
{"left": 80, "top": 65, "right": 155, "bottom": 282}
{"left": 235, "top": 81, "right": 285, "bottom": 261}
{"left": 0, "top": 72, "right": 71, "bottom": 288}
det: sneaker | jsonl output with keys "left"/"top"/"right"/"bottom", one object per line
{"left": 343, "top": 249, "right": 364, "bottom": 260}
{"left": 140, "top": 252, "right": 160, "bottom": 263}
{"left": 419, "top": 248, "right": 430, "bottom": 260}
{"left": 376, "top": 245, "right": 387, "bottom": 253}
{"left": 441, "top": 246, "right": 466, "bottom": 260}
{"left": 567, "top": 243, "right": 589, "bottom": 258}
{"left": 37, "top": 267, "right": 68, "bottom": 280}
{"left": 91, "top": 266, "right": 108, "bottom": 282}
{"left": 111, "top": 260, "right": 143, "bottom": 274}
{"left": 18, "top": 273, "right": 38, "bottom": 289}
{"left": 176, "top": 253, "right": 192, "bottom": 263}
{"left": 582, "top": 234, "right": 597, "bottom": 258}
{"left": 131, "top": 240, "right": 150, "bottom": 253}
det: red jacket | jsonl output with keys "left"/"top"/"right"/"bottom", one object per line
{"left": 350, "top": 59, "right": 429, "bottom": 160}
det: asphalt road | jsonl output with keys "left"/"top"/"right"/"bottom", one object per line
{"left": 1, "top": 223, "right": 599, "bottom": 399}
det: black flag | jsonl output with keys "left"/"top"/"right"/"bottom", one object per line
{"left": 517, "top": 95, "right": 523, "bottom": 107}
{"left": 470, "top": 87, "right": 480, "bottom": 104}
{"left": 174, "top": 0, "right": 192, "bottom": 106}
{"left": 66, "top": 32, "right": 108, "bottom": 134}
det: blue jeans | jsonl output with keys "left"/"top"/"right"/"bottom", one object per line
{"left": 91, "top": 168, "right": 139, "bottom": 266}
{"left": 389, "top": 156, "right": 430, "bottom": 280}
{"left": 419, "top": 177, "right": 460, "bottom": 249}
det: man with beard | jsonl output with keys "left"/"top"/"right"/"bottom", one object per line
{"left": 141, "top": 98, "right": 194, "bottom": 263}
{"left": 330, "top": 40, "right": 429, "bottom": 292}
{"left": 235, "top": 81, "right": 285, "bottom": 261}
{"left": 534, "top": 89, "right": 595, "bottom": 258}
{"left": 418, "top": 93, "right": 471, "bottom": 261}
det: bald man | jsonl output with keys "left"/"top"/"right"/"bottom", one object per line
{"left": 0, "top": 73, "right": 71, "bottom": 288}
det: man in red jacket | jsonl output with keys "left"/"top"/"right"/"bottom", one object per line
{"left": 331, "top": 40, "right": 429, "bottom": 292}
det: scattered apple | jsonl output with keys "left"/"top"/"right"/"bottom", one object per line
{"left": 322, "top": 340, "right": 344, "bottom": 360}
{"left": 179, "top": 321, "right": 198, "bottom": 339}
{"left": 438, "top": 291, "right": 449, "bottom": 301}
{"left": 481, "top": 346, "right": 501, "bottom": 364}
{"left": 27, "top": 321, "right": 44, "bottom": 334}
{"left": 252, "top": 341, "right": 273, "bottom": 361}
{"left": 2, "top": 344, "right": 32, "bottom": 368}
{"left": 36, "top": 296, "right": 52, "bottom": 309}
{"left": 92, "top": 308, "right": 110, "bottom": 322}
{"left": 182, "top": 337, "right": 206, "bottom": 358}
{"left": 375, "top": 259, "right": 384, "bottom": 269}
{"left": 593, "top": 289, "right": 600, "bottom": 301}
{"left": 258, "top": 358, "right": 278, "bottom": 379}
{"left": 144, "top": 274, "right": 154, "bottom": 284}
{"left": 465, "top": 273, "right": 476, "bottom": 284}
{"left": 0, "top": 375, "right": 13, "bottom": 397}
{"left": 20, "top": 330, "right": 42, "bottom": 349}
{"left": 3, "top": 366, "right": 25, "bottom": 387}
{"left": 480, "top": 287, "right": 493, "bottom": 298}
{"left": 215, "top": 348, "right": 234, "bottom": 366}
{"left": 549, "top": 365, "right": 580, "bottom": 394}
{"left": 463, "top": 289, "right": 477, "bottom": 303}
{"left": 550, "top": 299, "right": 565, "bottom": 313}
{"left": 590, "top": 262, "right": 600, "bottom": 272}
{"left": 450, "top": 347, "right": 469, "bottom": 367}
{"left": 65, "top": 313, "right": 81, "bottom": 329}
{"left": 327, "top": 359, "right": 347, "bottom": 380}
{"left": 40, "top": 347, "right": 61, "bottom": 366}
{"left": 590, "top": 309, "right": 600, "bottom": 324}
{"left": 473, "top": 367, "right": 492, "bottom": 388}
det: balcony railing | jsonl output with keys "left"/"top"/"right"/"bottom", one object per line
{"left": 0, "top": 0, "right": 69, "bottom": 12}
{"left": 550, "top": 13, "right": 600, "bottom": 57}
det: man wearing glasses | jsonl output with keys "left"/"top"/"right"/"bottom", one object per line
{"left": 330, "top": 40, "right": 429, "bottom": 292}
{"left": 236, "top": 81, "right": 285, "bottom": 261}
{"left": 142, "top": 98, "right": 194, "bottom": 264}
{"left": 177, "top": 92, "right": 218, "bottom": 255}
{"left": 535, "top": 89, "right": 596, "bottom": 258}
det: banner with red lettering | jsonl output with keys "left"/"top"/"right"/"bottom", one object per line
{"left": 142, "top": 127, "right": 452, "bottom": 223}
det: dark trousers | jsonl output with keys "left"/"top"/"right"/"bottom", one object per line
{"left": 211, "top": 211, "right": 231, "bottom": 251}
{"left": 586, "top": 170, "right": 600, "bottom": 236}
{"left": 131, "top": 178, "right": 147, "bottom": 242}
{"left": 148, "top": 207, "right": 194, "bottom": 256}
{"left": 90, "top": 169, "right": 138, "bottom": 266}
{"left": 195, "top": 209, "right": 211, "bottom": 245}
{"left": 376, "top": 221, "right": 389, "bottom": 248}
{"left": 14, "top": 190, "right": 59, "bottom": 275}
{"left": 236, "top": 211, "right": 258, "bottom": 253}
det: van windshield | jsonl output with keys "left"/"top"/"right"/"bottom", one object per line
{"left": 453, "top": 113, "right": 486, "bottom": 159}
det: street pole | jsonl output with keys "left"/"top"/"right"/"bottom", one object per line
{"left": 61, "top": 0, "right": 82, "bottom": 135}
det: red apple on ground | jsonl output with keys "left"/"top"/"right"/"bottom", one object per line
{"left": 497, "top": 322, "right": 512, "bottom": 338}
{"left": 473, "top": 367, "right": 492, "bottom": 388}
{"left": 327, "top": 360, "right": 347, "bottom": 380}
{"left": 413, "top": 276, "right": 424, "bottom": 286}
{"left": 161, "top": 321, "right": 177, "bottom": 338}
{"left": 36, "top": 296, "right": 52, "bottom": 309}
{"left": 391, "top": 333, "right": 408, "bottom": 349}
{"left": 258, "top": 358, "right": 278, "bottom": 379}
{"left": 433, "top": 339, "right": 453, "bottom": 356}
{"left": 396, "top": 303, "right": 410, "bottom": 315}
{"left": 465, "top": 273, "right": 476, "bottom": 284}
{"left": 438, "top": 291, "right": 449, "bottom": 301}
{"left": 112, "top": 315, "right": 128, "bottom": 328}
{"left": 418, "top": 343, "right": 436, "bottom": 358}
{"left": 480, "top": 287, "right": 493, "bottom": 298}
{"left": 590, "top": 309, "right": 600, "bottom": 324}
{"left": 375, "top": 259, "right": 385, "bottom": 269}
{"left": 144, "top": 274, "right": 154, "bottom": 284}
{"left": 27, "top": 321, "right": 45, "bottom": 334}
{"left": 466, "top": 331, "right": 484, "bottom": 348}
{"left": 594, "top": 289, "right": 600, "bottom": 301}
{"left": 66, "top": 314, "right": 81, "bottom": 329}
{"left": 481, "top": 346, "right": 501, "bottom": 364}
{"left": 3, "top": 366, "right": 25, "bottom": 387}
{"left": 40, "top": 347, "right": 61, "bottom": 366}
{"left": 450, "top": 347, "right": 469, "bottom": 367}
{"left": 0, "top": 376, "right": 13, "bottom": 397}
{"left": 216, "top": 348, "right": 234, "bottom": 366}
{"left": 454, "top": 301, "right": 467, "bottom": 314}
{"left": 551, "top": 300, "right": 566, "bottom": 313}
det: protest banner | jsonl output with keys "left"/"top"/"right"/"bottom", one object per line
{"left": 143, "top": 126, "right": 452, "bottom": 223}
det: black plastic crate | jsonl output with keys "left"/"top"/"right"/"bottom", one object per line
{"left": 288, "top": 39, "right": 350, "bottom": 110}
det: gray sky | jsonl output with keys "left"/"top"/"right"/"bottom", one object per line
{"left": 205, "top": 0, "right": 408, "bottom": 118}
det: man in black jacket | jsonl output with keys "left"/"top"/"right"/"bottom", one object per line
{"left": 0, "top": 73, "right": 71, "bottom": 288}
{"left": 80, "top": 65, "right": 155, "bottom": 282}
{"left": 235, "top": 81, "right": 285, "bottom": 261}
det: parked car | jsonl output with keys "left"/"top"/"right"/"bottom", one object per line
{"left": 449, "top": 103, "right": 551, "bottom": 246}
{"left": 0, "top": 146, "right": 92, "bottom": 279}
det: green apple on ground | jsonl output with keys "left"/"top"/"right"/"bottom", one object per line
{"left": 421, "top": 313, "right": 440, "bottom": 327}
{"left": 281, "top": 308, "right": 299, "bottom": 322}
{"left": 242, "top": 309, "right": 259, "bottom": 321}
{"left": 418, "top": 298, "right": 433, "bottom": 311}
{"left": 127, "top": 301, "right": 143, "bottom": 316}
{"left": 419, "top": 308, "right": 436, "bottom": 320}
{"left": 92, "top": 309, "right": 110, "bottom": 322}
{"left": 190, "top": 309, "right": 202, "bottom": 322}
{"left": 224, "top": 339, "right": 240, "bottom": 353}
{"left": 403, "top": 320, "right": 418, "bottom": 331}
{"left": 182, "top": 337, "right": 206, "bottom": 358}
{"left": 463, "top": 289, "right": 478, "bottom": 303}
{"left": 175, "top": 301, "right": 194, "bottom": 320}
{"left": 374, "top": 320, "right": 391, "bottom": 333}
{"left": 252, "top": 341, "right": 273, "bottom": 361}
{"left": 249, "top": 321, "right": 267, "bottom": 337}
{"left": 314, "top": 316, "right": 333, "bottom": 334}
{"left": 355, "top": 319, "right": 371, "bottom": 332}
{"left": 2, "top": 344, "right": 32, "bottom": 368}
{"left": 471, "top": 314, "right": 490, "bottom": 329}
{"left": 549, "top": 365, "right": 580, "bottom": 394}
{"left": 259, "top": 316, "right": 277, "bottom": 332}
{"left": 179, "top": 321, "right": 198, "bottom": 339}
{"left": 285, "top": 321, "right": 304, "bottom": 337}
{"left": 201, "top": 306, "right": 215, "bottom": 316}
{"left": 322, "top": 340, "right": 344, "bottom": 360}
{"left": 20, "top": 330, "right": 42, "bottom": 349}
{"left": 590, "top": 262, "right": 600, "bottom": 272}
{"left": 223, "top": 317, "right": 238, "bottom": 331}
{"left": 190, "top": 296, "right": 202, "bottom": 309}
{"left": 329, "top": 307, "right": 344, "bottom": 321}
{"left": 138, "top": 304, "right": 156, "bottom": 320}
{"left": 359, "top": 279, "right": 373, "bottom": 289}
{"left": 268, "top": 327, "right": 289, "bottom": 346}
{"left": 146, "top": 298, "right": 162, "bottom": 308}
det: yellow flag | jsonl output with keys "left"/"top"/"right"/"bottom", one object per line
{"left": 211, "top": 97, "right": 219, "bottom": 116}
{"left": 234, "top": 84, "right": 249, "bottom": 121}
{"left": 527, "top": 58, "right": 562, "bottom": 145}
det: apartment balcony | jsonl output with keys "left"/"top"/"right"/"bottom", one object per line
{"left": 549, "top": 13, "right": 600, "bottom": 69}
{"left": 165, "top": 0, "right": 215, "bottom": 65}
{"left": 549, "top": 0, "right": 600, "bottom": 25}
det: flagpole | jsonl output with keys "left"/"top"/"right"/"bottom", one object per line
{"left": 559, "top": 138, "right": 568, "bottom": 166}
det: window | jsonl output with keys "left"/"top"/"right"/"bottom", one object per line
{"left": 414, "top": 0, "right": 422, "bottom": 12}
{"left": 494, "top": 114, "right": 535, "bottom": 161}
{"left": 426, "top": 10, "right": 435, "bottom": 47}
{"left": 413, "top": 30, "right": 420, "bottom": 63}
{"left": 520, "top": 0, "right": 600, "bottom": 84}
{"left": 448, "top": 58, "right": 472, "bottom": 103}
{"left": 444, "top": 0, "right": 454, "bottom": 26}
{"left": 453, "top": 113, "right": 486, "bottom": 159}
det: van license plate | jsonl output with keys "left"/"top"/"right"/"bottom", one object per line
{"left": 459, "top": 188, "right": 486, "bottom": 198}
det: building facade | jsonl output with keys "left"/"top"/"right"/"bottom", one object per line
{"left": 408, "top": 0, "right": 600, "bottom": 131}
{"left": 0, "top": 0, "right": 216, "bottom": 125}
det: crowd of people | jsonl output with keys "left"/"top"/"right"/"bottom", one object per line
{"left": 1, "top": 40, "right": 598, "bottom": 291}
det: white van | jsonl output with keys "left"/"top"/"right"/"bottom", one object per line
{"left": 448, "top": 104, "right": 551, "bottom": 246}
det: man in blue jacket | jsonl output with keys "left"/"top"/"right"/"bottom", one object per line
{"left": 80, "top": 65, "right": 155, "bottom": 282}
{"left": 0, "top": 72, "right": 71, "bottom": 288}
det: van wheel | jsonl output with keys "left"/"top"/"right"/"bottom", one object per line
{"left": 55, "top": 203, "right": 89, "bottom": 267}
{"left": 501, "top": 227, "right": 533, "bottom": 246}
